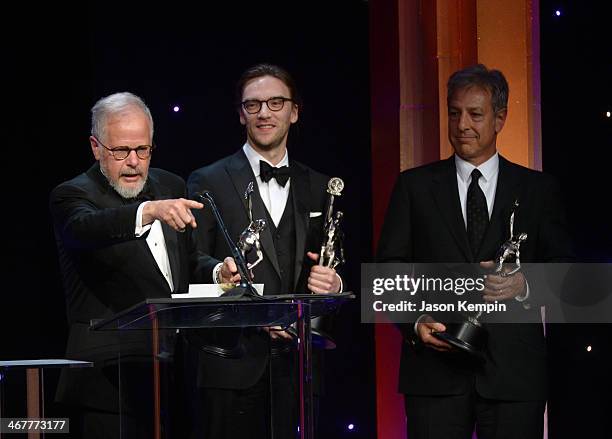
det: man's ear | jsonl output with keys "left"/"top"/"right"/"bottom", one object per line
{"left": 90, "top": 136, "right": 101, "bottom": 160}
{"left": 238, "top": 105, "right": 248, "bottom": 125}
{"left": 290, "top": 103, "right": 299, "bottom": 124}
{"left": 495, "top": 108, "right": 508, "bottom": 134}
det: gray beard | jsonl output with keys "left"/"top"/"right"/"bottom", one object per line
{"left": 100, "top": 163, "right": 147, "bottom": 199}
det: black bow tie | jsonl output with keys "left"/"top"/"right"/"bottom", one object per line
{"left": 259, "top": 161, "right": 291, "bottom": 187}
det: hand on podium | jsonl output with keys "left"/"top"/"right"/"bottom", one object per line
{"left": 217, "top": 257, "right": 242, "bottom": 284}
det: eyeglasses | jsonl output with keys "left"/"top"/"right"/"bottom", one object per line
{"left": 241, "top": 97, "right": 293, "bottom": 114}
{"left": 94, "top": 137, "right": 154, "bottom": 160}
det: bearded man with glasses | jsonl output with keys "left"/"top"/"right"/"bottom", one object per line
{"left": 50, "top": 92, "right": 216, "bottom": 438}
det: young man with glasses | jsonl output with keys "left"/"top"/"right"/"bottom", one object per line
{"left": 50, "top": 92, "right": 215, "bottom": 438}
{"left": 186, "top": 63, "right": 341, "bottom": 439}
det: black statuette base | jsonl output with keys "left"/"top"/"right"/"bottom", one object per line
{"left": 432, "top": 320, "right": 487, "bottom": 356}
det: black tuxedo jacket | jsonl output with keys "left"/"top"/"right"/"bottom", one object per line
{"left": 50, "top": 163, "right": 209, "bottom": 410}
{"left": 187, "top": 149, "right": 329, "bottom": 389}
{"left": 377, "top": 155, "right": 573, "bottom": 401}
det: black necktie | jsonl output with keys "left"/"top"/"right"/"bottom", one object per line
{"left": 259, "top": 161, "right": 291, "bottom": 187}
{"left": 467, "top": 168, "right": 489, "bottom": 258}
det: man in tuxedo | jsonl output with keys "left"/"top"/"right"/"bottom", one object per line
{"left": 186, "top": 63, "right": 341, "bottom": 438}
{"left": 50, "top": 92, "right": 212, "bottom": 438}
{"left": 377, "top": 65, "right": 573, "bottom": 438}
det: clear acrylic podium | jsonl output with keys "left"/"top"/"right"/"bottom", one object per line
{"left": 90, "top": 292, "right": 353, "bottom": 439}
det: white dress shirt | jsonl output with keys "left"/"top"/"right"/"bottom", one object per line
{"left": 455, "top": 152, "right": 528, "bottom": 301}
{"left": 135, "top": 202, "right": 174, "bottom": 291}
{"left": 213, "top": 144, "right": 342, "bottom": 292}
{"left": 242, "top": 143, "right": 290, "bottom": 227}
{"left": 211, "top": 144, "right": 292, "bottom": 284}
{"left": 455, "top": 152, "right": 499, "bottom": 226}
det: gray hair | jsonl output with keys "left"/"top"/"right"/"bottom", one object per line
{"left": 91, "top": 92, "right": 154, "bottom": 142}
{"left": 447, "top": 64, "right": 509, "bottom": 113}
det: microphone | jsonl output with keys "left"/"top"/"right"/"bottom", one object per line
{"left": 193, "top": 191, "right": 260, "bottom": 299}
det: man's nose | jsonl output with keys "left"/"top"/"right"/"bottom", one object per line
{"left": 257, "top": 102, "right": 272, "bottom": 118}
{"left": 458, "top": 112, "right": 470, "bottom": 131}
{"left": 125, "top": 149, "right": 140, "bottom": 166}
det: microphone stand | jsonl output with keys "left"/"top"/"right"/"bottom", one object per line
{"left": 194, "top": 191, "right": 260, "bottom": 299}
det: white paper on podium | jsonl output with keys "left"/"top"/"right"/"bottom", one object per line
{"left": 171, "top": 283, "right": 264, "bottom": 298}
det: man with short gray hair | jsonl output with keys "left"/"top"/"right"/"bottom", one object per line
{"left": 51, "top": 91, "right": 213, "bottom": 438}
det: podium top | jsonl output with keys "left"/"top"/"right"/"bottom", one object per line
{"left": 90, "top": 292, "right": 354, "bottom": 331}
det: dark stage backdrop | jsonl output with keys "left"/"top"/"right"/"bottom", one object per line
{"left": 3, "top": 2, "right": 375, "bottom": 438}
{"left": 541, "top": 1, "right": 612, "bottom": 438}
{"left": 4, "top": 1, "right": 610, "bottom": 437}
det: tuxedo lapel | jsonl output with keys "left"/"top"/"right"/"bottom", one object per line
{"left": 290, "top": 161, "right": 311, "bottom": 290}
{"left": 431, "top": 157, "right": 472, "bottom": 261}
{"left": 226, "top": 151, "right": 281, "bottom": 278}
{"left": 225, "top": 151, "right": 253, "bottom": 220}
{"left": 478, "top": 156, "right": 522, "bottom": 260}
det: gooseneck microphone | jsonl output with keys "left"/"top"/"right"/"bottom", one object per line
{"left": 193, "top": 191, "right": 260, "bottom": 299}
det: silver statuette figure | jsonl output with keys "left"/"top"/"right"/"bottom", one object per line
{"left": 494, "top": 200, "right": 528, "bottom": 276}
{"left": 433, "top": 199, "right": 528, "bottom": 355}
{"left": 319, "top": 177, "right": 345, "bottom": 269}
{"left": 237, "top": 182, "right": 267, "bottom": 275}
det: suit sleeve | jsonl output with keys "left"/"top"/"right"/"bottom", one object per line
{"left": 50, "top": 183, "right": 141, "bottom": 251}
{"left": 518, "top": 176, "right": 574, "bottom": 310}
{"left": 376, "top": 174, "right": 413, "bottom": 263}
{"left": 375, "top": 174, "right": 423, "bottom": 342}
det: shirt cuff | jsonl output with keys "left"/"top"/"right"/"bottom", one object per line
{"left": 135, "top": 201, "right": 153, "bottom": 237}
{"left": 336, "top": 273, "right": 343, "bottom": 293}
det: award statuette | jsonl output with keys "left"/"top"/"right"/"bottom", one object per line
{"left": 433, "top": 200, "right": 528, "bottom": 355}
{"left": 298, "top": 177, "right": 346, "bottom": 349}
{"left": 237, "top": 182, "right": 267, "bottom": 274}
{"left": 319, "top": 177, "right": 346, "bottom": 269}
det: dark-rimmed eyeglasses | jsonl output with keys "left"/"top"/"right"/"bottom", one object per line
{"left": 94, "top": 137, "right": 154, "bottom": 160}
{"left": 241, "top": 97, "right": 293, "bottom": 114}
